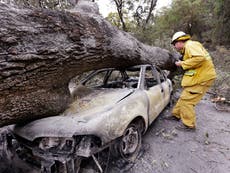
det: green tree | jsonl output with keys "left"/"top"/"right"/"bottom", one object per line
{"left": 106, "top": 12, "right": 123, "bottom": 29}
{"left": 142, "top": 0, "right": 230, "bottom": 48}
{"left": 211, "top": 0, "right": 230, "bottom": 45}
{"left": 108, "top": 0, "right": 158, "bottom": 31}
{"left": 106, "top": 10, "right": 136, "bottom": 31}
{"left": 156, "top": 0, "right": 208, "bottom": 39}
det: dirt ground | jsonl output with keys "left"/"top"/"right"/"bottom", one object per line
{"left": 0, "top": 94, "right": 230, "bottom": 173}
{"left": 127, "top": 95, "right": 230, "bottom": 173}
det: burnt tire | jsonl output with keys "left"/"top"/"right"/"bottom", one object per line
{"left": 111, "top": 122, "right": 142, "bottom": 163}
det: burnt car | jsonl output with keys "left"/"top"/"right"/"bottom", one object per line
{"left": 8, "top": 64, "right": 172, "bottom": 173}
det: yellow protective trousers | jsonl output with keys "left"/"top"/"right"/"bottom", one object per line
{"left": 172, "top": 79, "right": 215, "bottom": 128}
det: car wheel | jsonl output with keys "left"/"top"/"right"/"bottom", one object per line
{"left": 112, "top": 122, "right": 142, "bottom": 162}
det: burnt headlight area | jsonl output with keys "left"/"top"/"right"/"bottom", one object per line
{"left": 38, "top": 137, "right": 75, "bottom": 153}
{"left": 11, "top": 134, "right": 103, "bottom": 165}
{"left": 7, "top": 134, "right": 42, "bottom": 167}
{"left": 38, "top": 135, "right": 102, "bottom": 157}
{"left": 75, "top": 136, "right": 102, "bottom": 157}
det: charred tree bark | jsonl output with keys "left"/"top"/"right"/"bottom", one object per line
{"left": 0, "top": 1, "right": 176, "bottom": 127}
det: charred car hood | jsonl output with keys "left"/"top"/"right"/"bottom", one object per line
{"left": 13, "top": 88, "right": 134, "bottom": 141}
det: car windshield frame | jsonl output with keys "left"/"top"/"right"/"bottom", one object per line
{"left": 79, "top": 66, "right": 143, "bottom": 89}
{"left": 74, "top": 64, "right": 163, "bottom": 91}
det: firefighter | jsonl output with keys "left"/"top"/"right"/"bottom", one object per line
{"left": 169, "top": 31, "right": 216, "bottom": 131}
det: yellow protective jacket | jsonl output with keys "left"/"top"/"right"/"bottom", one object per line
{"left": 180, "top": 40, "right": 216, "bottom": 87}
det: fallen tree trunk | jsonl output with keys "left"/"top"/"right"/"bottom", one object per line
{"left": 0, "top": 1, "right": 176, "bottom": 127}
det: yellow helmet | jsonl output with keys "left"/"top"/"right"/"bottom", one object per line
{"left": 171, "top": 31, "right": 191, "bottom": 44}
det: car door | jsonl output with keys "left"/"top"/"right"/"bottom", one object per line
{"left": 143, "top": 66, "right": 165, "bottom": 124}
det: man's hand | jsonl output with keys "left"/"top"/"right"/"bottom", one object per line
{"left": 175, "top": 60, "right": 182, "bottom": 67}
